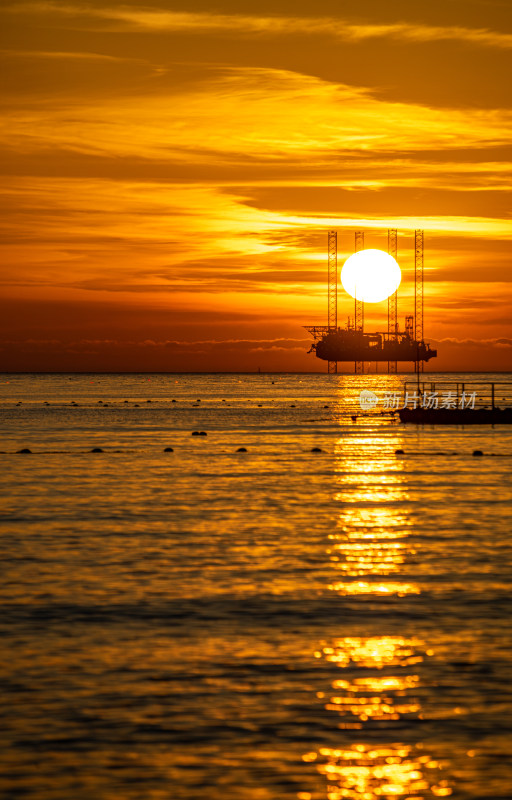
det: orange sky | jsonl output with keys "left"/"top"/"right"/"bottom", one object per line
{"left": 1, "top": 0, "right": 511, "bottom": 372}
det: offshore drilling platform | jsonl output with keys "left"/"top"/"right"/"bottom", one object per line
{"left": 305, "top": 229, "right": 437, "bottom": 373}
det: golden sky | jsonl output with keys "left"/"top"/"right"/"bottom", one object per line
{"left": 1, "top": 0, "right": 511, "bottom": 371}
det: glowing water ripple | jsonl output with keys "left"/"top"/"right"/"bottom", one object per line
{"left": 303, "top": 406, "right": 452, "bottom": 799}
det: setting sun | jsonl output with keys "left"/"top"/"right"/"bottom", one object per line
{"left": 340, "top": 249, "right": 401, "bottom": 303}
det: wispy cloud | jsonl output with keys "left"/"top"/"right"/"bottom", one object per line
{"left": 0, "top": 49, "right": 129, "bottom": 62}
{"left": 6, "top": 4, "right": 512, "bottom": 50}
{"left": 435, "top": 337, "right": 512, "bottom": 348}
{"left": 1, "top": 336, "right": 312, "bottom": 349}
{"left": 103, "top": 11, "right": 512, "bottom": 50}
{"left": 2, "top": 68, "right": 511, "bottom": 163}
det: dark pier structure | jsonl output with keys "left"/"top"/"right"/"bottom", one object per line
{"left": 305, "top": 229, "right": 437, "bottom": 373}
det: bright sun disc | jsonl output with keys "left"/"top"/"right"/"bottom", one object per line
{"left": 341, "top": 249, "right": 401, "bottom": 303}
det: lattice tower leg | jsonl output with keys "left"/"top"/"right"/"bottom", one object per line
{"left": 387, "top": 228, "right": 398, "bottom": 374}
{"left": 415, "top": 230, "right": 424, "bottom": 373}
{"left": 327, "top": 230, "right": 338, "bottom": 373}
{"left": 354, "top": 231, "right": 364, "bottom": 374}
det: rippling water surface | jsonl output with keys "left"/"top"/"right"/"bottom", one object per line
{"left": 1, "top": 372, "right": 512, "bottom": 800}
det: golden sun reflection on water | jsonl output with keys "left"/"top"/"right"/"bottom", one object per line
{"left": 301, "top": 419, "right": 451, "bottom": 799}
{"left": 329, "top": 431, "right": 419, "bottom": 598}
{"left": 307, "top": 637, "right": 451, "bottom": 798}
{"left": 314, "top": 637, "right": 425, "bottom": 727}
{"left": 315, "top": 638, "right": 428, "bottom": 670}
{"left": 304, "top": 744, "right": 452, "bottom": 800}
{"left": 327, "top": 581, "right": 420, "bottom": 597}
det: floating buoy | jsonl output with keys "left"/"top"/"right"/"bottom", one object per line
{"left": 395, "top": 449, "right": 405, "bottom": 455}
{"left": 17, "top": 448, "right": 32, "bottom": 454}
{"left": 290, "top": 404, "right": 296, "bottom": 408}
{"left": 236, "top": 447, "right": 247, "bottom": 452}
{"left": 147, "top": 400, "right": 152, "bottom": 403}
{"left": 473, "top": 449, "right": 484, "bottom": 456}
{"left": 351, "top": 415, "right": 357, "bottom": 422}
{"left": 171, "top": 399, "right": 177, "bottom": 403}
{"left": 90, "top": 448, "right": 103, "bottom": 453}
{"left": 134, "top": 404, "right": 140, "bottom": 407}
{"left": 311, "top": 447, "right": 323, "bottom": 453}
{"left": 163, "top": 447, "right": 174, "bottom": 452}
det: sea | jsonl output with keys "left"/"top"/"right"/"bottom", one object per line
{"left": 1, "top": 372, "right": 511, "bottom": 800}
